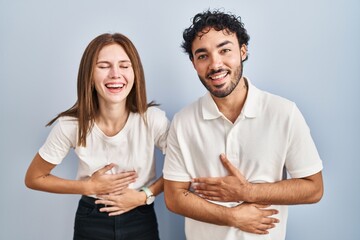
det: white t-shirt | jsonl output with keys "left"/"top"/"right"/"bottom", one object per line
{"left": 163, "top": 79, "right": 323, "bottom": 240}
{"left": 39, "top": 106, "right": 169, "bottom": 191}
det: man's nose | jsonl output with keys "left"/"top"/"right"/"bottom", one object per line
{"left": 208, "top": 54, "right": 223, "bottom": 70}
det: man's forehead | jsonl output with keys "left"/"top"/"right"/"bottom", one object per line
{"left": 195, "top": 27, "right": 235, "bottom": 40}
{"left": 192, "top": 28, "right": 237, "bottom": 50}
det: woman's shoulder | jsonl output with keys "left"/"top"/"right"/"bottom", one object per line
{"left": 57, "top": 116, "right": 78, "bottom": 126}
{"left": 51, "top": 116, "right": 79, "bottom": 136}
{"left": 144, "top": 106, "right": 169, "bottom": 129}
{"left": 146, "top": 106, "right": 167, "bottom": 116}
{"left": 45, "top": 116, "right": 78, "bottom": 147}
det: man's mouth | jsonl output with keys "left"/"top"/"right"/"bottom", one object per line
{"left": 207, "top": 69, "right": 229, "bottom": 80}
{"left": 209, "top": 72, "right": 228, "bottom": 80}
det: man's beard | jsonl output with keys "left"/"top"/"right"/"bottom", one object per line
{"left": 198, "top": 63, "right": 243, "bottom": 98}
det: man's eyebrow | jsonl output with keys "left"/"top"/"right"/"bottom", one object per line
{"left": 194, "top": 48, "right": 207, "bottom": 56}
{"left": 193, "top": 40, "right": 234, "bottom": 56}
{"left": 217, "top": 40, "right": 233, "bottom": 48}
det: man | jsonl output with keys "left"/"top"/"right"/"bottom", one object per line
{"left": 163, "top": 10, "right": 323, "bottom": 240}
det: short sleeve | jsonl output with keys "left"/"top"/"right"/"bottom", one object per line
{"left": 146, "top": 107, "right": 170, "bottom": 154}
{"left": 285, "top": 105, "right": 323, "bottom": 178}
{"left": 38, "top": 118, "right": 77, "bottom": 165}
{"left": 163, "top": 116, "right": 192, "bottom": 182}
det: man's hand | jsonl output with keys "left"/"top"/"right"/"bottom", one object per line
{"left": 192, "top": 154, "right": 250, "bottom": 202}
{"left": 230, "top": 203, "right": 279, "bottom": 234}
{"left": 86, "top": 164, "right": 137, "bottom": 195}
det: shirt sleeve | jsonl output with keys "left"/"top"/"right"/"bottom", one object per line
{"left": 285, "top": 104, "right": 323, "bottom": 178}
{"left": 163, "top": 116, "right": 192, "bottom": 182}
{"left": 38, "top": 118, "right": 76, "bottom": 165}
{"left": 146, "top": 107, "right": 170, "bottom": 155}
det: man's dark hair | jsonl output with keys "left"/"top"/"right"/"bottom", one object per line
{"left": 181, "top": 9, "right": 250, "bottom": 61}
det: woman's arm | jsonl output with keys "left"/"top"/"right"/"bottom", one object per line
{"left": 95, "top": 176, "right": 164, "bottom": 216}
{"left": 25, "top": 153, "right": 137, "bottom": 195}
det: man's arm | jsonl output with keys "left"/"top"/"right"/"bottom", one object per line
{"left": 193, "top": 154, "right": 324, "bottom": 205}
{"left": 164, "top": 179, "right": 279, "bottom": 235}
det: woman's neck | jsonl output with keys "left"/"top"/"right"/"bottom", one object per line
{"left": 95, "top": 102, "right": 129, "bottom": 136}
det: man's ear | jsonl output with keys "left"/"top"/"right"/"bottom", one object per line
{"left": 240, "top": 44, "right": 248, "bottom": 61}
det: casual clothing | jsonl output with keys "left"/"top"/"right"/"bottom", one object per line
{"left": 40, "top": 106, "right": 169, "bottom": 190}
{"left": 39, "top": 106, "right": 169, "bottom": 239}
{"left": 74, "top": 195, "right": 159, "bottom": 240}
{"left": 163, "top": 78, "right": 323, "bottom": 240}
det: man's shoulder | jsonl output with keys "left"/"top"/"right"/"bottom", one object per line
{"left": 173, "top": 96, "right": 203, "bottom": 121}
{"left": 255, "top": 87, "right": 296, "bottom": 111}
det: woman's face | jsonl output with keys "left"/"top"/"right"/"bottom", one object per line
{"left": 93, "top": 43, "right": 135, "bottom": 107}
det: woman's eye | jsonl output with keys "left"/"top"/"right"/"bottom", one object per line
{"left": 97, "top": 65, "right": 109, "bottom": 69}
{"left": 120, "top": 64, "right": 132, "bottom": 69}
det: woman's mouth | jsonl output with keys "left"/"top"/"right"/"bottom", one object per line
{"left": 105, "top": 83, "right": 124, "bottom": 89}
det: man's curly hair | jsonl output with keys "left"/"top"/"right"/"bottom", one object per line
{"left": 181, "top": 9, "right": 250, "bottom": 61}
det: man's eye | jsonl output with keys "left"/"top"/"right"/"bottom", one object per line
{"left": 197, "top": 55, "right": 207, "bottom": 60}
{"left": 221, "top": 49, "right": 231, "bottom": 53}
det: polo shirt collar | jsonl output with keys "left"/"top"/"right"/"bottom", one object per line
{"left": 201, "top": 77, "right": 259, "bottom": 120}
{"left": 242, "top": 78, "right": 258, "bottom": 118}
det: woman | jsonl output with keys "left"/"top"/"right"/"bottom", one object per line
{"left": 25, "top": 33, "right": 169, "bottom": 240}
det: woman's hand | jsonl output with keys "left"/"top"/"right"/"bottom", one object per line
{"left": 96, "top": 189, "right": 146, "bottom": 216}
{"left": 86, "top": 164, "right": 138, "bottom": 195}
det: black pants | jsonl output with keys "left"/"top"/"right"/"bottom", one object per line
{"left": 73, "top": 195, "right": 160, "bottom": 240}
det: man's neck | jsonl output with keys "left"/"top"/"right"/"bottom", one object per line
{"left": 212, "top": 77, "right": 248, "bottom": 123}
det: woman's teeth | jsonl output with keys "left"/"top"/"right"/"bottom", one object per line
{"left": 106, "top": 83, "right": 124, "bottom": 88}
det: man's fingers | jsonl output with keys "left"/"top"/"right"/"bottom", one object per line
{"left": 257, "top": 223, "right": 275, "bottom": 233}
{"left": 192, "top": 177, "right": 219, "bottom": 185}
{"left": 219, "top": 154, "right": 240, "bottom": 177}
{"left": 252, "top": 204, "right": 270, "bottom": 208}
{"left": 194, "top": 189, "right": 218, "bottom": 197}
{"left": 262, "top": 216, "right": 280, "bottom": 224}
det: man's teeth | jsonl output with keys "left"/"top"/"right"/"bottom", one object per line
{"left": 211, "top": 73, "right": 227, "bottom": 80}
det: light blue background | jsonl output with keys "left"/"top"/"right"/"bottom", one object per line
{"left": 1, "top": 0, "right": 359, "bottom": 239}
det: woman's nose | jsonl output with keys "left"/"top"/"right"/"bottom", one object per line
{"left": 109, "top": 66, "right": 121, "bottom": 79}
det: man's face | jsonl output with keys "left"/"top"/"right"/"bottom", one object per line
{"left": 191, "top": 28, "right": 247, "bottom": 98}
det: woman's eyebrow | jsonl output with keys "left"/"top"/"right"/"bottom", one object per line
{"left": 96, "top": 59, "right": 131, "bottom": 64}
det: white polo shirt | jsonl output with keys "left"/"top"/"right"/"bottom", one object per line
{"left": 39, "top": 106, "right": 169, "bottom": 191}
{"left": 163, "top": 79, "right": 323, "bottom": 240}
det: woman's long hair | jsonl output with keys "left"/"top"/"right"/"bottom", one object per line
{"left": 47, "top": 33, "right": 155, "bottom": 147}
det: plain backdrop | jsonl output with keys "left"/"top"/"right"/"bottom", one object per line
{"left": 1, "top": 0, "right": 359, "bottom": 239}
